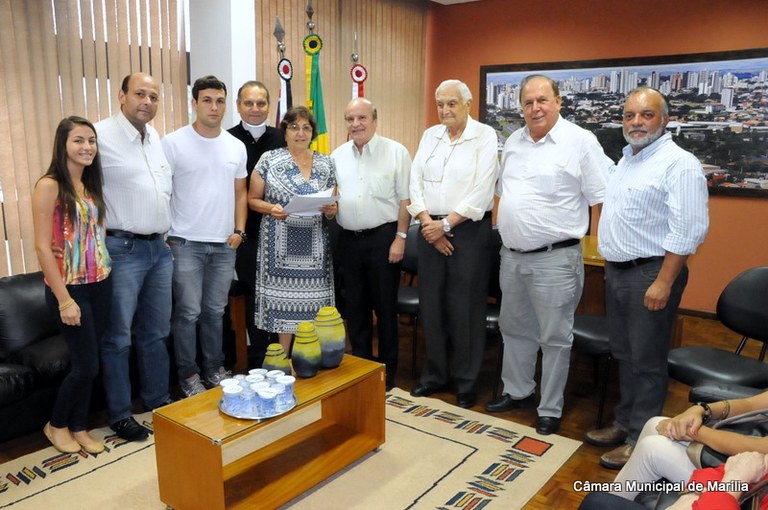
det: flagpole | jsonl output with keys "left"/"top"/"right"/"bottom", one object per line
{"left": 304, "top": 0, "right": 329, "bottom": 154}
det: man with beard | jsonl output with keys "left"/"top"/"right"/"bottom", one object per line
{"left": 585, "top": 86, "right": 708, "bottom": 469}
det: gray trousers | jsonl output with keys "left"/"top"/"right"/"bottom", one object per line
{"left": 498, "top": 244, "right": 584, "bottom": 418}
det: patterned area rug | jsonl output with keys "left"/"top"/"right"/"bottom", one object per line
{"left": 0, "top": 389, "right": 580, "bottom": 509}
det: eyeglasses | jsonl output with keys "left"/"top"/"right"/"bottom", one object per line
{"left": 288, "top": 124, "right": 313, "bottom": 133}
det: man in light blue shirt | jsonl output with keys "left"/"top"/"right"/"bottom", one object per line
{"left": 586, "top": 86, "right": 709, "bottom": 470}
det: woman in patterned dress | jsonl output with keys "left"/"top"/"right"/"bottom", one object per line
{"left": 32, "top": 116, "right": 112, "bottom": 454}
{"left": 248, "top": 106, "right": 337, "bottom": 352}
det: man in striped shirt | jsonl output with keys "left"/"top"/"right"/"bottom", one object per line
{"left": 586, "top": 86, "right": 709, "bottom": 469}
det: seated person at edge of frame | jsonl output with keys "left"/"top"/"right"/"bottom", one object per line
{"left": 606, "top": 392, "right": 768, "bottom": 502}
{"left": 579, "top": 451, "right": 768, "bottom": 510}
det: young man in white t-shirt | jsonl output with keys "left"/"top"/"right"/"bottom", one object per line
{"left": 162, "top": 75, "right": 248, "bottom": 397}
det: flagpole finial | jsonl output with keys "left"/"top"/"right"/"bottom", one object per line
{"left": 306, "top": 0, "right": 315, "bottom": 32}
{"left": 274, "top": 17, "right": 286, "bottom": 56}
{"left": 351, "top": 32, "right": 359, "bottom": 63}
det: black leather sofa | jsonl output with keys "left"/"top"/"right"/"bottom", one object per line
{"left": 0, "top": 271, "right": 70, "bottom": 442}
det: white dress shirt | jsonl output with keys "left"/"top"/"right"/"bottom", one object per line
{"left": 95, "top": 112, "right": 172, "bottom": 234}
{"left": 598, "top": 132, "right": 709, "bottom": 262}
{"left": 408, "top": 116, "right": 498, "bottom": 220}
{"left": 497, "top": 116, "right": 611, "bottom": 251}
{"left": 331, "top": 134, "right": 411, "bottom": 231}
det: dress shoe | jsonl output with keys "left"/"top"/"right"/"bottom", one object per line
{"left": 456, "top": 393, "right": 477, "bottom": 409}
{"left": 600, "top": 444, "right": 634, "bottom": 470}
{"left": 43, "top": 423, "right": 81, "bottom": 454}
{"left": 111, "top": 417, "right": 149, "bottom": 442}
{"left": 585, "top": 424, "right": 628, "bottom": 447}
{"left": 535, "top": 416, "right": 561, "bottom": 435}
{"left": 484, "top": 393, "right": 535, "bottom": 413}
{"left": 410, "top": 384, "right": 445, "bottom": 398}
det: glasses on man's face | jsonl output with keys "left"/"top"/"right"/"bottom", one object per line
{"left": 288, "top": 124, "right": 313, "bottom": 133}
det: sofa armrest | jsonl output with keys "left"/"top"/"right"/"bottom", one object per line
{"left": 0, "top": 364, "right": 35, "bottom": 406}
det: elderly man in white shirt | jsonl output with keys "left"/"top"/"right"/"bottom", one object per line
{"left": 331, "top": 98, "right": 411, "bottom": 390}
{"left": 487, "top": 74, "right": 612, "bottom": 435}
{"left": 408, "top": 79, "right": 499, "bottom": 409}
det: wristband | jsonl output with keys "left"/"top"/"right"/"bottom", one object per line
{"left": 696, "top": 402, "right": 712, "bottom": 424}
{"left": 396, "top": 231, "right": 407, "bottom": 239}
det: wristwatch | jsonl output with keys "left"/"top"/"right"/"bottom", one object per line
{"left": 442, "top": 218, "right": 451, "bottom": 233}
{"left": 396, "top": 231, "right": 407, "bottom": 239}
{"left": 234, "top": 229, "right": 247, "bottom": 242}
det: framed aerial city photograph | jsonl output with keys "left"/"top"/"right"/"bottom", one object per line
{"left": 480, "top": 48, "right": 768, "bottom": 198}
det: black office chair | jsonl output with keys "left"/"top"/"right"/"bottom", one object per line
{"left": 668, "top": 266, "right": 768, "bottom": 388}
{"left": 571, "top": 315, "right": 612, "bottom": 428}
{"left": 487, "top": 227, "right": 503, "bottom": 398}
{"left": 397, "top": 223, "right": 421, "bottom": 377}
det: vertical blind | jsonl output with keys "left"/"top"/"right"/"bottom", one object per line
{"left": 0, "top": 0, "right": 188, "bottom": 276}
{"left": 255, "top": 0, "right": 427, "bottom": 156}
{"left": 1, "top": 0, "right": 427, "bottom": 276}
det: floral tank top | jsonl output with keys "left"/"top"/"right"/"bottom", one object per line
{"left": 52, "top": 196, "right": 111, "bottom": 285}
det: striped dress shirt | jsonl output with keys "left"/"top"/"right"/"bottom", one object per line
{"left": 598, "top": 132, "right": 709, "bottom": 262}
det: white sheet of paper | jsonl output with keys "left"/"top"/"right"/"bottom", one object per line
{"left": 283, "top": 189, "right": 339, "bottom": 216}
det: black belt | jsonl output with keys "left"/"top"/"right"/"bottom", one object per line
{"left": 429, "top": 211, "right": 492, "bottom": 221}
{"left": 107, "top": 229, "right": 161, "bottom": 241}
{"left": 346, "top": 222, "right": 396, "bottom": 238}
{"left": 508, "top": 238, "right": 580, "bottom": 254}
{"left": 608, "top": 256, "right": 664, "bottom": 269}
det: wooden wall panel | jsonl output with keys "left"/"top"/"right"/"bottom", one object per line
{"left": 255, "top": 0, "right": 426, "bottom": 156}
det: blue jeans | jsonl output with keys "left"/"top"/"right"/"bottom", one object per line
{"left": 47, "top": 278, "right": 112, "bottom": 431}
{"left": 606, "top": 260, "right": 688, "bottom": 443}
{"left": 101, "top": 236, "right": 172, "bottom": 424}
{"left": 169, "top": 237, "right": 236, "bottom": 380}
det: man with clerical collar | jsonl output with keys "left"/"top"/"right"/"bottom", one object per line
{"left": 227, "top": 81, "right": 286, "bottom": 365}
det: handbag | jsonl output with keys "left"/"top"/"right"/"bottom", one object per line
{"left": 686, "top": 409, "right": 768, "bottom": 469}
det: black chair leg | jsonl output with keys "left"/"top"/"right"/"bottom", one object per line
{"left": 595, "top": 354, "right": 612, "bottom": 429}
{"left": 411, "top": 315, "right": 419, "bottom": 378}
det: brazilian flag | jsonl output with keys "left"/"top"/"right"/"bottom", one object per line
{"left": 304, "top": 34, "right": 329, "bottom": 154}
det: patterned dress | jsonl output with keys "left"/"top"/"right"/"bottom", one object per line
{"left": 254, "top": 148, "right": 336, "bottom": 333}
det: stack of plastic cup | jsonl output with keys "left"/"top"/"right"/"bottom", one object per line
{"left": 222, "top": 385, "right": 244, "bottom": 415}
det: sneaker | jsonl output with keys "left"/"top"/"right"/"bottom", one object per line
{"left": 205, "top": 366, "right": 232, "bottom": 387}
{"left": 180, "top": 373, "right": 206, "bottom": 397}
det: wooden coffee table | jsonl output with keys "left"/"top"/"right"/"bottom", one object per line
{"left": 154, "top": 355, "right": 386, "bottom": 509}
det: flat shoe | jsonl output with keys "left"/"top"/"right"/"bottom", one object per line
{"left": 43, "top": 423, "right": 81, "bottom": 454}
{"left": 73, "top": 433, "right": 105, "bottom": 454}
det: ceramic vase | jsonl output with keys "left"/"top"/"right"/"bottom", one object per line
{"left": 314, "top": 306, "right": 346, "bottom": 369}
{"left": 291, "top": 322, "right": 322, "bottom": 378}
{"left": 262, "top": 343, "right": 292, "bottom": 375}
